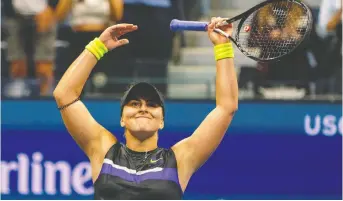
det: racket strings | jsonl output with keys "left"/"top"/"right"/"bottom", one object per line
{"left": 237, "top": 1, "right": 311, "bottom": 60}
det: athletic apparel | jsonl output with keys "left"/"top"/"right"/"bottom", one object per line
{"left": 94, "top": 143, "right": 183, "bottom": 199}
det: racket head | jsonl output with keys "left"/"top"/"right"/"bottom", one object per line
{"left": 230, "top": 0, "right": 313, "bottom": 62}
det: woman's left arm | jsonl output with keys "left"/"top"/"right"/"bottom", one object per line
{"left": 172, "top": 17, "right": 238, "bottom": 186}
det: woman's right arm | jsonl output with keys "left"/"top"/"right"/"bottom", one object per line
{"left": 53, "top": 49, "right": 116, "bottom": 161}
{"left": 53, "top": 24, "right": 138, "bottom": 161}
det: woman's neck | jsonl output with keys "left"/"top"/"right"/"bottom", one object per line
{"left": 124, "top": 130, "right": 158, "bottom": 152}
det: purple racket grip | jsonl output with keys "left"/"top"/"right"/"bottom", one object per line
{"left": 170, "top": 19, "right": 208, "bottom": 32}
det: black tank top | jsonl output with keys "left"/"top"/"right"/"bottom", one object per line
{"left": 93, "top": 143, "right": 183, "bottom": 199}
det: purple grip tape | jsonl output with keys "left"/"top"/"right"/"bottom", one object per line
{"left": 170, "top": 19, "right": 208, "bottom": 31}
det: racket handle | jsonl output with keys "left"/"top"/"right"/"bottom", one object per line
{"left": 170, "top": 19, "right": 208, "bottom": 32}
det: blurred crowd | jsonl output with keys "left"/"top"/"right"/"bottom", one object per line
{"left": 0, "top": 0, "right": 341, "bottom": 99}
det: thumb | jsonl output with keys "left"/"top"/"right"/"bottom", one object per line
{"left": 116, "top": 39, "right": 129, "bottom": 47}
{"left": 207, "top": 22, "right": 215, "bottom": 31}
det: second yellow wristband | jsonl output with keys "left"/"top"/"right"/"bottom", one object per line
{"left": 214, "top": 43, "right": 234, "bottom": 61}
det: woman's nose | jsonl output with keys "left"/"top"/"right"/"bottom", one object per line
{"left": 140, "top": 102, "right": 148, "bottom": 111}
{"left": 140, "top": 105, "right": 146, "bottom": 111}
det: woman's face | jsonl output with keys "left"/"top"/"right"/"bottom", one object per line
{"left": 121, "top": 98, "right": 164, "bottom": 139}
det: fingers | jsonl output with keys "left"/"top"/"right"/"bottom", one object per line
{"left": 109, "top": 23, "right": 138, "bottom": 38}
{"left": 216, "top": 18, "right": 229, "bottom": 27}
{"left": 208, "top": 17, "right": 217, "bottom": 31}
{"left": 110, "top": 23, "right": 138, "bottom": 31}
{"left": 209, "top": 17, "right": 232, "bottom": 30}
{"left": 121, "top": 26, "right": 138, "bottom": 35}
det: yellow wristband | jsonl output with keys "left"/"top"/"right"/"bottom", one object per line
{"left": 214, "top": 43, "right": 234, "bottom": 61}
{"left": 86, "top": 42, "right": 101, "bottom": 60}
{"left": 93, "top": 38, "right": 108, "bottom": 54}
{"left": 85, "top": 38, "right": 108, "bottom": 60}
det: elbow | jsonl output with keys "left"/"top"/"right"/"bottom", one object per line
{"left": 218, "top": 96, "right": 238, "bottom": 114}
{"left": 53, "top": 82, "right": 81, "bottom": 103}
{"left": 53, "top": 87, "right": 79, "bottom": 107}
{"left": 218, "top": 103, "right": 238, "bottom": 116}
{"left": 228, "top": 104, "right": 238, "bottom": 115}
{"left": 53, "top": 85, "right": 71, "bottom": 101}
{"left": 53, "top": 87, "right": 64, "bottom": 101}
{"left": 53, "top": 86, "right": 78, "bottom": 101}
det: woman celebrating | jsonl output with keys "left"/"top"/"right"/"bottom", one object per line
{"left": 53, "top": 17, "right": 238, "bottom": 199}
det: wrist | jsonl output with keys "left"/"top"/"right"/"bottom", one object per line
{"left": 214, "top": 42, "right": 234, "bottom": 61}
{"left": 213, "top": 40, "right": 231, "bottom": 45}
{"left": 85, "top": 38, "right": 109, "bottom": 60}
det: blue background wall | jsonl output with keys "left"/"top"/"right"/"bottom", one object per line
{"left": 1, "top": 100, "right": 342, "bottom": 200}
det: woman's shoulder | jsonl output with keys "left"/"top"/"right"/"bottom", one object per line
{"left": 157, "top": 147, "right": 178, "bottom": 166}
{"left": 102, "top": 142, "right": 123, "bottom": 159}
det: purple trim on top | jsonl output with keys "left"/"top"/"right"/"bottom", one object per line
{"left": 100, "top": 163, "right": 179, "bottom": 185}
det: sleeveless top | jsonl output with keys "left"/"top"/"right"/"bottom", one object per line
{"left": 94, "top": 143, "right": 183, "bottom": 199}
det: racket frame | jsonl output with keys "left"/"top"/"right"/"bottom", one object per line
{"left": 173, "top": 0, "right": 313, "bottom": 62}
{"left": 225, "top": 0, "right": 313, "bottom": 62}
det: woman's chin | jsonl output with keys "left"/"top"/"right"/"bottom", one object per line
{"left": 130, "top": 127, "right": 156, "bottom": 137}
{"left": 131, "top": 132, "right": 155, "bottom": 141}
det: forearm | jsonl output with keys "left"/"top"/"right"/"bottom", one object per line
{"left": 109, "top": 0, "right": 123, "bottom": 22}
{"left": 53, "top": 50, "right": 97, "bottom": 105}
{"left": 215, "top": 55, "right": 238, "bottom": 112}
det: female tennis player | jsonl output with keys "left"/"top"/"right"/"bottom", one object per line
{"left": 53, "top": 17, "right": 238, "bottom": 199}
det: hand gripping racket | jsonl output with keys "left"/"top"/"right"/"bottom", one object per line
{"left": 170, "top": 0, "right": 313, "bottom": 62}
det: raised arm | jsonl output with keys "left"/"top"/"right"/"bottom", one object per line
{"left": 172, "top": 17, "right": 238, "bottom": 190}
{"left": 53, "top": 24, "right": 138, "bottom": 164}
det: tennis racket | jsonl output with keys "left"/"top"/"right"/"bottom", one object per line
{"left": 170, "top": 0, "right": 313, "bottom": 62}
